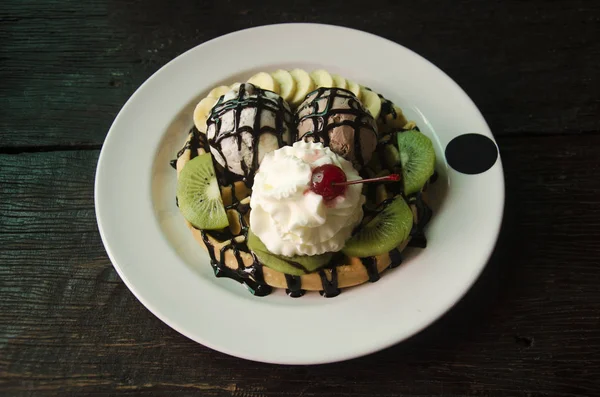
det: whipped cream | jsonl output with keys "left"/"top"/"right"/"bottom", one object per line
{"left": 249, "top": 141, "right": 365, "bottom": 257}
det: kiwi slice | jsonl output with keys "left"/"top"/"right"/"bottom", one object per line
{"left": 383, "top": 143, "right": 401, "bottom": 169}
{"left": 397, "top": 130, "right": 436, "bottom": 195}
{"left": 342, "top": 195, "right": 413, "bottom": 258}
{"left": 247, "top": 230, "right": 332, "bottom": 276}
{"left": 177, "top": 153, "right": 229, "bottom": 230}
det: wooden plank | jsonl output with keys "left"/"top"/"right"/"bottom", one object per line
{"left": 1, "top": 134, "right": 600, "bottom": 396}
{"left": 1, "top": 0, "right": 599, "bottom": 148}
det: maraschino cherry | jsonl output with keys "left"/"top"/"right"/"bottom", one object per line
{"left": 310, "top": 164, "right": 401, "bottom": 201}
{"left": 310, "top": 164, "right": 348, "bottom": 200}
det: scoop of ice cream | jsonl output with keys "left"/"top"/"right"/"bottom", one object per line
{"left": 250, "top": 140, "right": 365, "bottom": 256}
{"left": 206, "top": 83, "right": 294, "bottom": 179}
{"left": 296, "top": 88, "right": 378, "bottom": 169}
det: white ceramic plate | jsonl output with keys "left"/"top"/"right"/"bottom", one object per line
{"left": 95, "top": 23, "right": 504, "bottom": 365}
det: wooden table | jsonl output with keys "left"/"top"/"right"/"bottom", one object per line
{"left": 2, "top": 1, "right": 599, "bottom": 396}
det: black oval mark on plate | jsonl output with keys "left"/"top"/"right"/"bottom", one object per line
{"left": 445, "top": 134, "right": 498, "bottom": 174}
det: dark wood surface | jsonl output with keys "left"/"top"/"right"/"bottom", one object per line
{"left": 1, "top": 1, "right": 599, "bottom": 396}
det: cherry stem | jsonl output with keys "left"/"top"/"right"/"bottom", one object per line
{"left": 333, "top": 174, "right": 401, "bottom": 186}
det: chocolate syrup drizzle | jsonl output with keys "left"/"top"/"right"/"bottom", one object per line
{"left": 285, "top": 275, "right": 305, "bottom": 298}
{"left": 171, "top": 92, "right": 433, "bottom": 297}
{"left": 407, "top": 192, "right": 433, "bottom": 248}
{"left": 378, "top": 95, "right": 397, "bottom": 125}
{"left": 361, "top": 256, "right": 381, "bottom": 283}
{"left": 206, "top": 84, "right": 294, "bottom": 187}
{"left": 388, "top": 248, "right": 404, "bottom": 269}
{"left": 170, "top": 127, "right": 206, "bottom": 169}
{"left": 200, "top": 230, "right": 272, "bottom": 297}
{"left": 296, "top": 88, "right": 377, "bottom": 167}
{"left": 318, "top": 266, "right": 341, "bottom": 298}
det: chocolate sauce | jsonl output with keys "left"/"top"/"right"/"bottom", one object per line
{"left": 407, "top": 192, "right": 433, "bottom": 248}
{"left": 206, "top": 84, "right": 294, "bottom": 187}
{"left": 237, "top": 201, "right": 251, "bottom": 215}
{"left": 201, "top": 231, "right": 272, "bottom": 297}
{"left": 408, "top": 234, "right": 427, "bottom": 248}
{"left": 296, "top": 88, "right": 377, "bottom": 167}
{"left": 205, "top": 228, "right": 234, "bottom": 242}
{"left": 285, "top": 275, "right": 305, "bottom": 298}
{"left": 388, "top": 248, "right": 403, "bottom": 269}
{"left": 287, "top": 261, "right": 311, "bottom": 274}
{"left": 378, "top": 96, "right": 397, "bottom": 125}
{"left": 318, "top": 267, "right": 340, "bottom": 298}
{"left": 430, "top": 170, "right": 439, "bottom": 184}
{"left": 170, "top": 126, "right": 207, "bottom": 169}
{"left": 360, "top": 256, "right": 381, "bottom": 283}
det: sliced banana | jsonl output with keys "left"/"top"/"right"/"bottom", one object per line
{"left": 331, "top": 74, "right": 348, "bottom": 90}
{"left": 271, "top": 69, "right": 296, "bottom": 102}
{"left": 346, "top": 80, "right": 361, "bottom": 100}
{"left": 360, "top": 87, "right": 382, "bottom": 119}
{"left": 289, "top": 69, "right": 315, "bottom": 107}
{"left": 198, "top": 71, "right": 392, "bottom": 129}
{"left": 193, "top": 97, "right": 217, "bottom": 132}
{"left": 310, "top": 69, "right": 334, "bottom": 88}
{"left": 207, "top": 85, "right": 231, "bottom": 100}
{"left": 393, "top": 105, "right": 408, "bottom": 126}
{"left": 379, "top": 104, "right": 408, "bottom": 132}
{"left": 403, "top": 120, "right": 418, "bottom": 130}
{"left": 247, "top": 72, "right": 280, "bottom": 94}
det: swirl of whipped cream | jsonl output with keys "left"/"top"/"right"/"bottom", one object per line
{"left": 249, "top": 141, "right": 365, "bottom": 257}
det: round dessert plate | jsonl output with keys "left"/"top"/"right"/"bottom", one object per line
{"left": 95, "top": 23, "right": 504, "bottom": 365}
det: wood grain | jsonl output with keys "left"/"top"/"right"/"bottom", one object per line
{"left": 2, "top": 0, "right": 600, "bottom": 395}
{"left": 1, "top": 0, "right": 599, "bottom": 148}
{"left": 1, "top": 134, "right": 600, "bottom": 396}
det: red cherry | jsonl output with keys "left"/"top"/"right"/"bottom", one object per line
{"left": 310, "top": 164, "right": 347, "bottom": 200}
{"left": 310, "top": 165, "right": 402, "bottom": 200}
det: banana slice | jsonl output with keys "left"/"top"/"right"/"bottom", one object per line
{"left": 393, "top": 105, "right": 408, "bottom": 126}
{"left": 347, "top": 80, "right": 361, "bottom": 100}
{"left": 247, "top": 72, "right": 280, "bottom": 94}
{"left": 289, "top": 69, "right": 315, "bottom": 107}
{"left": 331, "top": 74, "right": 348, "bottom": 90}
{"left": 403, "top": 120, "right": 418, "bottom": 130}
{"left": 360, "top": 87, "right": 382, "bottom": 119}
{"left": 207, "top": 85, "right": 231, "bottom": 100}
{"left": 310, "top": 69, "right": 334, "bottom": 88}
{"left": 379, "top": 104, "right": 408, "bottom": 132}
{"left": 271, "top": 69, "right": 296, "bottom": 102}
{"left": 193, "top": 97, "right": 217, "bottom": 132}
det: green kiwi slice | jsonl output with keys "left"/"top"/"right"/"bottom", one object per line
{"left": 397, "top": 130, "right": 436, "bottom": 195}
{"left": 383, "top": 143, "right": 401, "bottom": 169}
{"left": 342, "top": 195, "right": 413, "bottom": 258}
{"left": 177, "top": 153, "right": 229, "bottom": 230}
{"left": 247, "top": 230, "right": 332, "bottom": 276}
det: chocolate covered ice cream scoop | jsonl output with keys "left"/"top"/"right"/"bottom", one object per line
{"left": 295, "top": 88, "right": 378, "bottom": 169}
{"left": 207, "top": 83, "right": 294, "bottom": 180}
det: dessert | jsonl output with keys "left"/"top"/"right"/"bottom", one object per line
{"left": 172, "top": 69, "right": 436, "bottom": 298}
{"left": 250, "top": 140, "right": 365, "bottom": 257}
{"left": 296, "top": 88, "right": 378, "bottom": 169}
{"left": 205, "top": 83, "right": 294, "bottom": 180}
